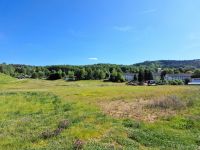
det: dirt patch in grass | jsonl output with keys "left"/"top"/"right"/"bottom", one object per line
{"left": 41, "top": 120, "right": 70, "bottom": 139}
{"left": 99, "top": 97, "right": 181, "bottom": 122}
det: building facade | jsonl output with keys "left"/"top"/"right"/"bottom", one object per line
{"left": 189, "top": 78, "right": 200, "bottom": 85}
{"left": 123, "top": 73, "right": 137, "bottom": 81}
{"left": 165, "top": 74, "right": 192, "bottom": 81}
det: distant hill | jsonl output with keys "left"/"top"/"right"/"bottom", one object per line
{"left": 134, "top": 59, "right": 200, "bottom": 69}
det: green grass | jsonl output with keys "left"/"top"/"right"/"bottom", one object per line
{"left": 0, "top": 73, "right": 16, "bottom": 84}
{"left": 0, "top": 74, "right": 200, "bottom": 149}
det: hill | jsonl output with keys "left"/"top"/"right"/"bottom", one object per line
{"left": 134, "top": 59, "right": 200, "bottom": 68}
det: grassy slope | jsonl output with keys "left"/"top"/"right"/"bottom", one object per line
{"left": 0, "top": 79, "right": 200, "bottom": 150}
{"left": 0, "top": 73, "right": 16, "bottom": 83}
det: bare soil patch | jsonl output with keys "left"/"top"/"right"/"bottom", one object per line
{"left": 99, "top": 97, "right": 180, "bottom": 122}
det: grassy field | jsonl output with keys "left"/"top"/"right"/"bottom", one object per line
{"left": 0, "top": 74, "right": 200, "bottom": 150}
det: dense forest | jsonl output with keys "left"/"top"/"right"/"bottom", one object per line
{"left": 0, "top": 59, "right": 200, "bottom": 82}
{"left": 135, "top": 59, "right": 200, "bottom": 69}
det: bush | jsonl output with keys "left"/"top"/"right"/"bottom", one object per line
{"left": 168, "top": 80, "right": 184, "bottom": 85}
{"left": 156, "top": 80, "right": 168, "bottom": 85}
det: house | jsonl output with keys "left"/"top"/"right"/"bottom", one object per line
{"left": 164, "top": 74, "right": 192, "bottom": 81}
{"left": 188, "top": 78, "right": 200, "bottom": 85}
{"left": 123, "top": 73, "right": 137, "bottom": 81}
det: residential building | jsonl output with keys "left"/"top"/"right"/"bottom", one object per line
{"left": 188, "top": 78, "right": 200, "bottom": 85}
{"left": 165, "top": 74, "right": 192, "bottom": 81}
{"left": 123, "top": 73, "right": 137, "bottom": 81}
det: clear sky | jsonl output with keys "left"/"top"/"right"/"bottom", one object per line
{"left": 0, "top": 0, "right": 200, "bottom": 65}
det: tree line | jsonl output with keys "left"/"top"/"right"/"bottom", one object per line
{"left": 0, "top": 63, "right": 200, "bottom": 82}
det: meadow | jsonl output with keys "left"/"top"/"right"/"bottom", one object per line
{"left": 0, "top": 73, "right": 200, "bottom": 150}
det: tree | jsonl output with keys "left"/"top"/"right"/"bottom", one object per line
{"left": 99, "top": 70, "right": 106, "bottom": 79}
{"left": 31, "top": 72, "right": 38, "bottom": 79}
{"left": 38, "top": 71, "right": 45, "bottom": 79}
{"left": 144, "top": 69, "right": 149, "bottom": 81}
{"left": 110, "top": 69, "right": 118, "bottom": 82}
{"left": 68, "top": 71, "right": 75, "bottom": 81}
{"left": 116, "top": 72, "right": 125, "bottom": 82}
{"left": 58, "top": 69, "right": 63, "bottom": 77}
{"left": 138, "top": 69, "right": 144, "bottom": 83}
{"left": 161, "top": 70, "right": 167, "bottom": 81}
{"left": 80, "top": 68, "right": 87, "bottom": 80}
{"left": 148, "top": 71, "right": 154, "bottom": 80}
{"left": 86, "top": 68, "right": 94, "bottom": 80}
{"left": 184, "top": 78, "right": 190, "bottom": 85}
{"left": 48, "top": 72, "right": 62, "bottom": 80}
{"left": 62, "top": 72, "right": 67, "bottom": 78}
{"left": 192, "top": 69, "right": 200, "bottom": 78}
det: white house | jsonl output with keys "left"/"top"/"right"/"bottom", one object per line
{"left": 123, "top": 73, "right": 137, "bottom": 81}
{"left": 165, "top": 74, "right": 192, "bottom": 81}
{"left": 188, "top": 78, "right": 200, "bottom": 85}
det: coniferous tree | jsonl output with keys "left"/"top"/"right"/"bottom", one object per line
{"left": 138, "top": 69, "right": 144, "bottom": 83}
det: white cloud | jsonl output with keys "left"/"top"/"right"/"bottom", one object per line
{"left": 141, "top": 9, "right": 157, "bottom": 14}
{"left": 88, "top": 57, "right": 98, "bottom": 61}
{"left": 113, "top": 26, "right": 133, "bottom": 32}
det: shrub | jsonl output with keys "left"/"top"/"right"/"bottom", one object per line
{"left": 168, "top": 80, "right": 184, "bottom": 85}
{"left": 184, "top": 78, "right": 191, "bottom": 85}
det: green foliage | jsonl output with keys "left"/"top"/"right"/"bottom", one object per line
{"left": 168, "top": 80, "right": 184, "bottom": 85}
{"left": 192, "top": 69, "right": 200, "bottom": 78}
{"left": 122, "top": 119, "right": 141, "bottom": 128}
{"left": 184, "top": 78, "right": 191, "bottom": 85}
{"left": 109, "top": 69, "right": 125, "bottom": 82}
{"left": 1, "top": 60, "right": 200, "bottom": 83}
{"left": 48, "top": 72, "right": 62, "bottom": 80}
{"left": 31, "top": 71, "right": 38, "bottom": 79}
{"left": 138, "top": 69, "right": 144, "bottom": 83}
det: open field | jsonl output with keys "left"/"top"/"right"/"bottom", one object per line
{"left": 0, "top": 74, "right": 200, "bottom": 149}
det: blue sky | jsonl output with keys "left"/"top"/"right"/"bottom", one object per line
{"left": 0, "top": 0, "right": 200, "bottom": 65}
